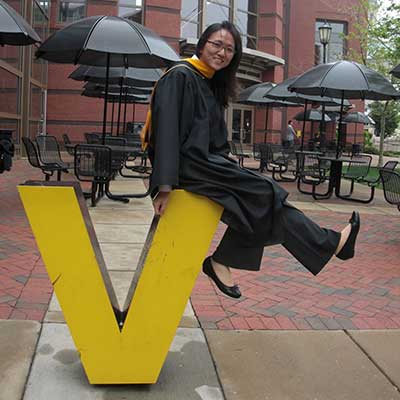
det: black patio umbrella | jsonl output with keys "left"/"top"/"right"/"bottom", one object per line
{"left": 69, "top": 65, "right": 163, "bottom": 88}
{"left": 239, "top": 82, "right": 299, "bottom": 142}
{"left": 264, "top": 76, "right": 352, "bottom": 106}
{"left": 294, "top": 110, "right": 331, "bottom": 148}
{"left": 0, "top": 0, "right": 41, "bottom": 45}
{"left": 265, "top": 76, "right": 351, "bottom": 150}
{"left": 343, "top": 112, "right": 374, "bottom": 144}
{"left": 238, "top": 82, "right": 275, "bottom": 103}
{"left": 83, "top": 82, "right": 153, "bottom": 96}
{"left": 84, "top": 82, "right": 152, "bottom": 134}
{"left": 390, "top": 64, "right": 400, "bottom": 79}
{"left": 343, "top": 111, "right": 371, "bottom": 125}
{"left": 36, "top": 15, "right": 178, "bottom": 143}
{"left": 82, "top": 89, "right": 150, "bottom": 134}
{"left": 294, "top": 110, "right": 332, "bottom": 122}
{"left": 82, "top": 89, "right": 149, "bottom": 103}
{"left": 289, "top": 61, "right": 400, "bottom": 157}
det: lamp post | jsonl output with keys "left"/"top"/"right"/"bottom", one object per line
{"left": 319, "top": 21, "right": 332, "bottom": 63}
{"left": 318, "top": 21, "right": 332, "bottom": 148}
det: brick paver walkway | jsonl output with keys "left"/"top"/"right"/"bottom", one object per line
{"left": 0, "top": 161, "right": 53, "bottom": 321}
{"left": 1, "top": 159, "right": 400, "bottom": 330}
{"left": 193, "top": 212, "right": 400, "bottom": 330}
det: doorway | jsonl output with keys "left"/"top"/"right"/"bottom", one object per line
{"left": 227, "top": 105, "right": 254, "bottom": 145}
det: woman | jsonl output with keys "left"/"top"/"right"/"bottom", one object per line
{"left": 145, "top": 21, "right": 360, "bottom": 299}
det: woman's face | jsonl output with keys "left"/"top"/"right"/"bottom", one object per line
{"left": 199, "top": 29, "right": 235, "bottom": 71}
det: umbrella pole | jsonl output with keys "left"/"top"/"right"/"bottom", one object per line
{"left": 111, "top": 101, "right": 115, "bottom": 135}
{"left": 336, "top": 93, "right": 345, "bottom": 159}
{"left": 354, "top": 123, "right": 357, "bottom": 144}
{"left": 264, "top": 105, "right": 269, "bottom": 143}
{"left": 117, "top": 78, "right": 123, "bottom": 136}
{"left": 300, "top": 100, "right": 308, "bottom": 150}
{"left": 123, "top": 87, "right": 128, "bottom": 134}
{"left": 102, "top": 53, "right": 110, "bottom": 145}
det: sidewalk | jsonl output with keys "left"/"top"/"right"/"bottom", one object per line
{"left": 1, "top": 159, "right": 400, "bottom": 399}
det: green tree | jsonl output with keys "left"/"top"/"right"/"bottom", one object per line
{"left": 369, "top": 101, "right": 400, "bottom": 137}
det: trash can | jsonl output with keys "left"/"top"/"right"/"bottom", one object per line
{"left": 0, "top": 129, "right": 15, "bottom": 173}
{"left": 352, "top": 144, "right": 361, "bottom": 156}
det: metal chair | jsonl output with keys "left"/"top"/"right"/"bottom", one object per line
{"left": 74, "top": 144, "right": 129, "bottom": 206}
{"left": 103, "top": 136, "right": 128, "bottom": 174}
{"left": 379, "top": 168, "right": 400, "bottom": 212}
{"left": 350, "top": 160, "right": 399, "bottom": 203}
{"left": 85, "top": 132, "right": 101, "bottom": 144}
{"left": 62, "top": 133, "right": 75, "bottom": 156}
{"left": 296, "top": 152, "right": 328, "bottom": 195}
{"left": 228, "top": 141, "right": 250, "bottom": 167}
{"left": 22, "top": 137, "right": 63, "bottom": 181}
{"left": 341, "top": 154, "right": 372, "bottom": 198}
{"left": 35, "top": 135, "right": 73, "bottom": 173}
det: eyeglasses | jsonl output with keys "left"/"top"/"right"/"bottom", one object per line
{"left": 206, "top": 40, "right": 235, "bottom": 56}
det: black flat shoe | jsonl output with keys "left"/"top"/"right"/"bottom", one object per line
{"left": 202, "top": 257, "right": 241, "bottom": 299}
{"left": 336, "top": 211, "right": 360, "bottom": 260}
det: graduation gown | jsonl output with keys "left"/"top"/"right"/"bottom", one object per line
{"left": 149, "top": 62, "right": 289, "bottom": 246}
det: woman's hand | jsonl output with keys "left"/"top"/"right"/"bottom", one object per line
{"left": 153, "top": 191, "right": 170, "bottom": 216}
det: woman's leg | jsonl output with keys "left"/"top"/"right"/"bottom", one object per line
{"left": 280, "top": 205, "right": 340, "bottom": 275}
{"left": 212, "top": 204, "right": 341, "bottom": 276}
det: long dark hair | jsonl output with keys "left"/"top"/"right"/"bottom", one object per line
{"left": 196, "top": 21, "right": 243, "bottom": 107}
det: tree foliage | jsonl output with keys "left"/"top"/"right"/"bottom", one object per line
{"left": 344, "top": 0, "right": 400, "bottom": 76}
{"left": 369, "top": 101, "right": 400, "bottom": 137}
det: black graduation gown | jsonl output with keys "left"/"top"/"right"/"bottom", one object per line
{"left": 149, "top": 62, "right": 289, "bottom": 246}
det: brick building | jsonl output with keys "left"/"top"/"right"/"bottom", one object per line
{"left": 0, "top": 0, "right": 363, "bottom": 155}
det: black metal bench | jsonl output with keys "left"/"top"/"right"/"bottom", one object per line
{"left": 379, "top": 168, "right": 400, "bottom": 212}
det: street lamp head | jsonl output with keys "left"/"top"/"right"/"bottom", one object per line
{"left": 319, "top": 21, "right": 332, "bottom": 46}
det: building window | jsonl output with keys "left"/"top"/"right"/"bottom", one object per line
{"left": 118, "top": 0, "right": 143, "bottom": 25}
{"left": 181, "top": 0, "right": 200, "bottom": 38}
{"left": 315, "top": 20, "right": 347, "bottom": 64}
{"left": 58, "top": 0, "right": 86, "bottom": 23}
{"left": 205, "top": 0, "right": 232, "bottom": 27}
{"left": 36, "top": 1, "right": 50, "bottom": 16}
{"left": 235, "top": 0, "right": 257, "bottom": 49}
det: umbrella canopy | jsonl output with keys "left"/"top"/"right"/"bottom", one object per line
{"left": 391, "top": 64, "right": 400, "bottom": 79}
{"left": 264, "top": 76, "right": 352, "bottom": 106}
{"left": 82, "top": 89, "right": 150, "bottom": 104}
{"left": 288, "top": 61, "right": 400, "bottom": 157}
{"left": 83, "top": 82, "right": 153, "bottom": 95}
{"left": 294, "top": 110, "right": 332, "bottom": 122}
{"left": 69, "top": 65, "right": 163, "bottom": 87}
{"left": 238, "top": 82, "right": 298, "bottom": 142}
{"left": 36, "top": 15, "right": 179, "bottom": 68}
{"left": 0, "top": 0, "right": 41, "bottom": 45}
{"left": 36, "top": 15, "right": 176, "bottom": 142}
{"left": 288, "top": 61, "right": 400, "bottom": 100}
{"left": 238, "top": 82, "right": 275, "bottom": 103}
{"left": 343, "top": 112, "right": 372, "bottom": 125}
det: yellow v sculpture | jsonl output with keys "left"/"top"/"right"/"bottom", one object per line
{"left": 18, "top": 182, "right": 222, "bottom": 384}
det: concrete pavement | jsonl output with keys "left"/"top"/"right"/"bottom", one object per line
{"left": 1, "top": 159, "right": 400, "bottom": 399}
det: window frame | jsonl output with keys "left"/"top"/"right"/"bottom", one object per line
{"left": 181, "top": 0, "right": 202, "bottom": 39}
{"left": 118, "top": 0, "right": 143, "bottom": 25}
{"left": 57, "top": 0, "right": 87, "bottom": 24}
{"left": 315, "top": 19, "right": 348, "bottom": 65}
